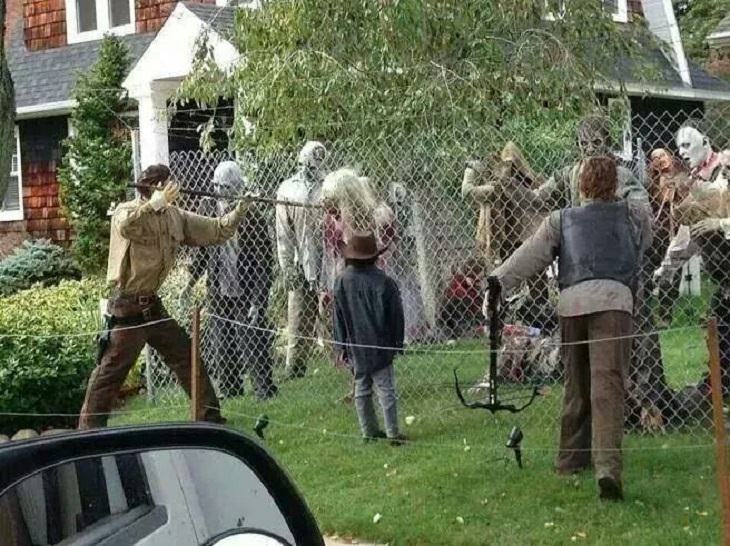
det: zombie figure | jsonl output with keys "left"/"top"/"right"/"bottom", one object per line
{"left": 183, "top": 161, "right": 277, "bottom": 400}
{"left": 276, "top": 141, "right": 327, "bottom": 379}
{"left": 386, "top": 182, "right": 431, "bottom": 342}
{"left": 664, "top": 127, "right": 730, "bottom": 398}
{"left": 490, "top": 156, "right": 650, "bottom": 501}
{"left": 647, "top": 149, "right": 691, "bottom": 326}
{"left": 438, "top": 258, "right": 485, "bottom": 340}
{"left": 462, "top": 141, "right": 554, "bottom": 333}
{"left": 321, "top": 168, "right": 395, "bottom": 292}
{"left": 79, "top": 164, "right": 250, "bottom": 429}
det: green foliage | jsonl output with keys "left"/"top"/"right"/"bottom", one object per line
{"left": 675, "top": 0, "right": 730, "bottom": 64}
{"left": 0, "top": 239, "right": 81, "bottom": 296}
{"left": 0, "top": 278, "right": 105, "bottom": 433}
{"left": 180, "top": 0, "right": 640, "bottom": 160}
{"left": 58, "top": 35, "right": 132, "bottom": 273}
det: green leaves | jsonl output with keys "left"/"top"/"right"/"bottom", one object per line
{"left": 58, "top": 35, "right": 132, "bottom": 274}
{"left": 0, "top": 239, "right": 81, "bottom": 297}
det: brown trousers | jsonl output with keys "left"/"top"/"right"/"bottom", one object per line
{"left": 78, "top": 298, "right": 221, "bottom": 430}
{"left": 556, "top": 310, "right": 632, "bottom": 481}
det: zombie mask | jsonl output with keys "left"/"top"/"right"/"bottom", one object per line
{"left": 213, "top": 161, "right": 249, "bottom": 198}
{"left": 297, "top": 140, "right": 327, "bottom": 178}
{"left": 676, "top": 127, "right": 710, "bottom": 170}
{"left": 650, "top": 149, "right": 674, "bottom": 174}
{"left": 577, "top": 115, "right": 611, "bottom": 157}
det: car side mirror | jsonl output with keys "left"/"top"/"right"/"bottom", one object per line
{"left": 0, "top": 424, "right": 323, "bottom": 546}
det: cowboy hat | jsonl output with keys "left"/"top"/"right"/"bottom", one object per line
{"left": 339, "top": 231, "right": 387, "bottom": 261}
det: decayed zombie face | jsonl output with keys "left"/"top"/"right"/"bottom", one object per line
{"left": 213, "top": 161, "right": 248, "bottom": 197}
{"left": 650, "top": 149, "right": 674, "bottom": 174}
{"left": 676, "top": 127, "right": 710, "bottom": 169}
{"left": 298, "top": 141, "right": 327, "bottom": 174}
{"left": 577, "top": 116, "right": 611, "bottom": 157}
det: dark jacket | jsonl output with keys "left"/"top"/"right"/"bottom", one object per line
{"left": 333, "top": 264, "right": 405, "bottom": 377}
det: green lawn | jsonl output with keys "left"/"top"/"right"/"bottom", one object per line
{"left": 113, "top": 324, "right": 721, "bottom": 545}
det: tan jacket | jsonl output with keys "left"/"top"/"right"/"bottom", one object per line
{"left": 107, "top": 198, "right": 248, "bottom": 295}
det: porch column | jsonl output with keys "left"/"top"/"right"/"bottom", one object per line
{"left": 133, "top": 85, "right": 170, "bottom": 169}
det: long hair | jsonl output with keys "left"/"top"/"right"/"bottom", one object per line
{"left": 323, "top": 168, "right": 380, "bottom": 233}
{"left": 579, "top": 156, "right": 617, "bottom": 201}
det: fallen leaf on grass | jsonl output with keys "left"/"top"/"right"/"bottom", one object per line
{"left": 373, "top": 513, "right": 382, "bottom": 524}
{"left": 386, "top": 469, "right": 397, "bottom": 477}
{"left": 696, "top": 511, "right": 709, "bottom": 517}
{"left": 456, "top": 516, "right": 465, "bottom": 524}
{"left": 576, "top": 531, "right": 587, "bottom": 538}
{"left": 464, "top": 445, "right": 471, "bottom": 452}
{"left": 481, "top": 499, "right": 489, "bottom": 505}
{"left": 544, "top": 522, "right": 555, "bottom": 528}
{"left": 405, "top": 415, "right": 416, "bottom": 426}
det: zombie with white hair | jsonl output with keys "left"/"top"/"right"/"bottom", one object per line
{"left": 183, "top": 161, "right": 277, "bottom": 399}
{"left": 276, "top": 141, "right": 328, "bottom": 379}
{"left": 321, "top": 168, "right": 395, "bottom": 291}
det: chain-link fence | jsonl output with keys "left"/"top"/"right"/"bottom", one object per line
{"left": 140, "top": 110, "right": 728, "bottom": 448}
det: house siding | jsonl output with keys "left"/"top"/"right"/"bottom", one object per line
{"left": 23, "top": 0, "right": 67, "bottom": 51}
{"left": 136, "top": 0, "right": 214, "bottom": 34}
{"left": 0, "top": 117, "right": 72, "bottom": 251}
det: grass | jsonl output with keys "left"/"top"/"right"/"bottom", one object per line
{"left": 112, "top": 320, "right": 721, "bottom": 545}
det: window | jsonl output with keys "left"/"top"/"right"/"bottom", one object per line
{"left": 0, "top": 127, "right": 23, "bottom": 222}
{"left": 544, "top": 1, "right": 628, "bottom": 23}
{"left": 66, "top": 0, "right": 135, "bottom": 44}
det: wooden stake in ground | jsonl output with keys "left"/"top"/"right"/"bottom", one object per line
{"left": 708, "top": 317, "right": 730, "bottom": 546}
{"left": 190, "top": 306, "right": 203, "bottom": 421}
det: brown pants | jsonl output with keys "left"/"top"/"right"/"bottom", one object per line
{"left": 78, "top": 299, "right": 221, "bottom": 430}
{"left": 556, "top": 310, "right": 632, "bottom": 481}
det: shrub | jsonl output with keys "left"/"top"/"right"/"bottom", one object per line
{"left": 0, "top": 239, "right": 81, "bottom": 297}
{"left": 58, "top": 35, "right": 132, "bottom": 273}
{"left": 0, "top": 278, "right": 105, "bottom": 433}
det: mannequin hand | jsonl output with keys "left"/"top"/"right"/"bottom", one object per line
{"left": 149, "top": 182, "right": 179, "bottom": 211}
{"left": 247, "top": 305, "right": 262, "bottom": 323}
{"left": 690, "top": 218, "right": 726, "bottom": 238}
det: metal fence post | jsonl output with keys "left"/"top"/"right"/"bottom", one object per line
{"left": 708, "top": 317, "right": 730, "bottom": 546}
{"left": 191, "top": 306, "right": 203, "bottom": 421}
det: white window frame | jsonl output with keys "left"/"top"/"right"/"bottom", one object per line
{"left": 65, "top": 0, "right": 136, "bottom": 44}
{"left": 0, "top": 127, "right": 24, "bottom": 222}
{"left": 544, "top": 1, "right": 628, "bottom": 23}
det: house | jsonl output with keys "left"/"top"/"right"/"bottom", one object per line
{"left": 707, "top": 12, "right": 730, "bottom": 79}
{"left": 2, "top": 0, "right": 730, "bottom": 254}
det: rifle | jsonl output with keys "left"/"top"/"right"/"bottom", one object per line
{"left": 126, "top": 184, "right": 323, "bottom": 209}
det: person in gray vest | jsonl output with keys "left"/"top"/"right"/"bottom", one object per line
{"left": 488, "top": 156, "right": 651, "bottom": 501}
{"left": 183, "top": 161, "right": 277, "bottom": 399}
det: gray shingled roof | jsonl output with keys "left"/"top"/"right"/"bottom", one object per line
{"left": 604, "top": 24, "right": 730, "bottom": 97}
{"left": 183, "top": 2, "right": 236, "bottom": 39}
{"left": 7, "top": 21, "right": 155, "bottom": 109}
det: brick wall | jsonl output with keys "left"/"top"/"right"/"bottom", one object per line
{"left": 23, "top": 0, "right": 66, "bottom": 51}
{"left": 136, "top": 0, "right": 214, "bottom": 34}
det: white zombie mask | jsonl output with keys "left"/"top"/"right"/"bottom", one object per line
{"left": 213, "top": 161, "right": 249, "bottom": 200}
{"left": 676, "top": 127, "right": 710, "bottom": 170}
{"left": 298, "top": 141, "right": 327, "bottom": 177}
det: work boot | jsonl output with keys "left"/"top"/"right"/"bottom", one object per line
{"left": 389, "top": 434, "right": 408, "bottom": 447}
{"left": 598, "top": 476, "right": 624, "bottom": 501}
{"left": 363, "top": 430, "right": 387, "bottom": 444}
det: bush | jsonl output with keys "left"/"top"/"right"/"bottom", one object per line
{"left": 58, "top": 35, "right": 132, "bottom": 273}
{"left": 0, "top": 239, "right": 81, "bottom": 297}
{"left": 0, "top": 278, "right": 105, "bottom": 433}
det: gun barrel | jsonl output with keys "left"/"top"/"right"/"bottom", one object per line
{"left": 126, "top": 184, "right": 322, "bottom": 209}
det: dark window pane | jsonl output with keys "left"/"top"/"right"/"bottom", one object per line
{"left": 109, "top": 0, "right": 131, "bottom": 27}
{"left": 76, "top": 0, "right": 97, "bottom": 32}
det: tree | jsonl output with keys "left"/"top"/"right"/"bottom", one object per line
{"left": 0, "top": 0, "right": 16, "bottom": 204}
{"left": 179, "top": 0, "right": 642, "bottom": 170}
{"left": 675, "top": 0, "right": 730, "bottom": 64}
{"left": 58, "top": 35, "right": 132, "bottom": 273}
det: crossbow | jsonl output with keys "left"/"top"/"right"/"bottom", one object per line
{"left": 454, "top": 276, "right": 543, "bottom": 414}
